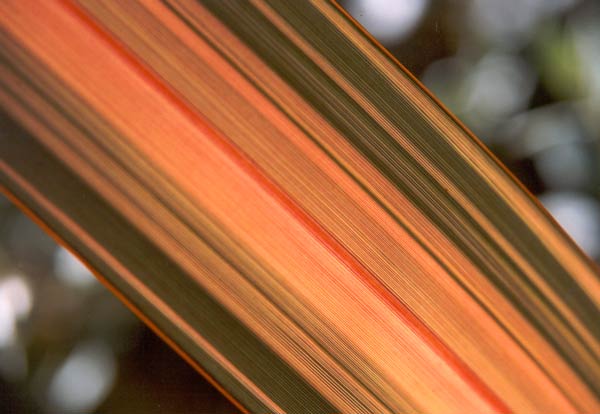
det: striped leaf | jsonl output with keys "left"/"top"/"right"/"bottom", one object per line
{"left": 1, "top": 1, "right": 599, "bottom": 412}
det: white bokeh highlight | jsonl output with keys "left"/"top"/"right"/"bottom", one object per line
{"left": 345, "top": 0, "right": 429, "bottom": 45}
{"left": 47, "top": 341, "right": 117, "bottom": 413}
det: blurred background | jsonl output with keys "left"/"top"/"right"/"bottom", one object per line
{"left": 1, "top": 0, "right": 599, "bottom": 412}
